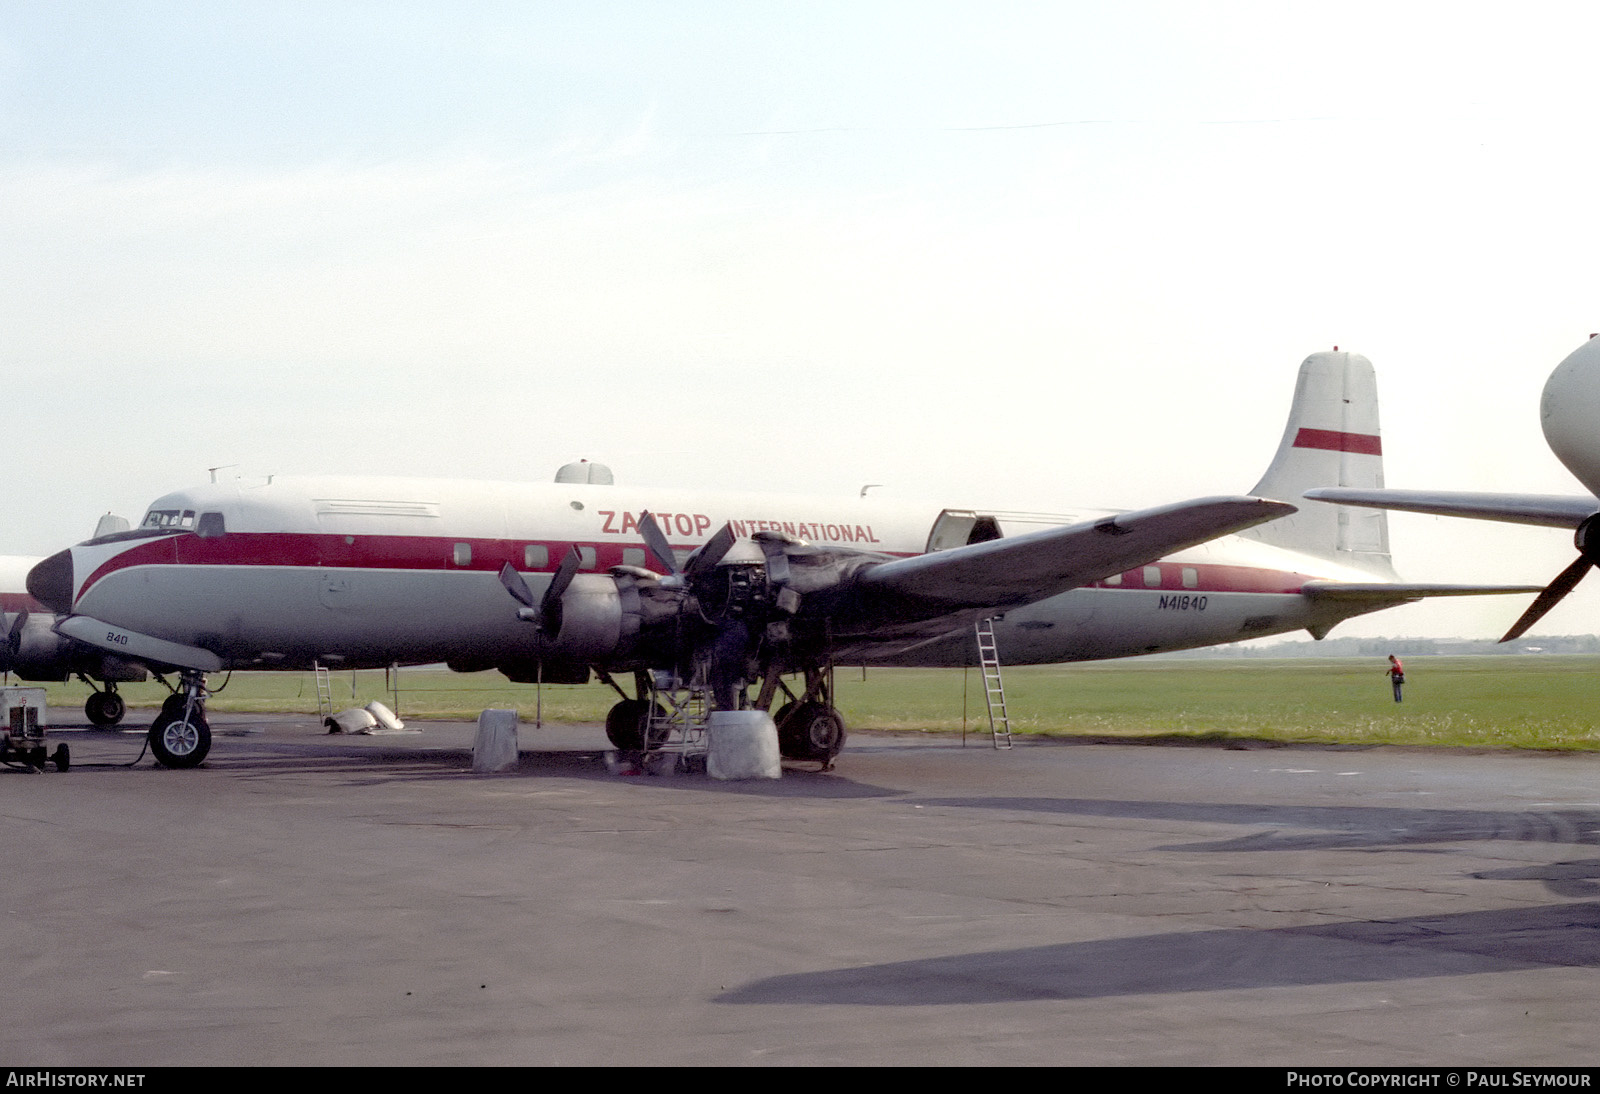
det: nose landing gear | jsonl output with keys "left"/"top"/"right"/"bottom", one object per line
{"left": 147, "top": 672, "right": 211, "bottom": 769}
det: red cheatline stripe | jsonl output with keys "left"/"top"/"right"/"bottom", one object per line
{"left": 75, "top": 531, "right": 920, "bottom": 599}
{"left": 1293, "top": 427, "right": 1382, "bottom": 455}
{"left": 73, "top": 531, "right": 1309, "bottom": 600}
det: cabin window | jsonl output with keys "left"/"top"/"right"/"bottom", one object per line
{"left": 578, "top": 547, "right": 597, "bottom": 569}
{"left": 1182, "top": 567, "right": 1198, "bottom": 589}
{"left": 196, "top": 512, "right": 226, "bottom": 539}
{"left": 1143, "top": 565, "right": 1161, "bottom": 588}
{"left": 1104, "top": 573, "right": 1122, "bottom": 587}
{"left": 524, "top": 545, "right": 548, "bottom": 569}
{"left": 622, "top": 547, "right": 646, "bottom": 567}
{"left": 452, "top": 543, "right": 472, "bottom": 567}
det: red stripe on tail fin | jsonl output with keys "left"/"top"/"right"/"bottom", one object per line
{"left": 1293, "top": 427, "right": 1382, "bottom": 455}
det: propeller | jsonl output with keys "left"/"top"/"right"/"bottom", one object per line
{"left": 1501, "top": 515, "right": 1600, "bottom": 642}
{"left": 637, "top": 510, "right": 680, "bottom": 576}
{"left": 0, "top": 610, "right": 25, "bottom": 673}
{"left": 686, "top": 521, "right": 738, "bottom": 579}
{"left": 498, "top": 546, "right": 583, "bottom": 637}
{"left": 638, "top": 511, "right": 737, "bottom": 581}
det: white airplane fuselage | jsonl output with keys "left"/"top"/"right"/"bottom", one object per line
{"left": 35, "top": 474, "right": 1384, "bottom": 673}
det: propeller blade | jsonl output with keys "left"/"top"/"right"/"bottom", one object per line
{"left": 1500, "top": 554, "right": 1593, "bottom": 642}
{"left": 0, "top": 610, "right": 24, "bottom": 672}
{"left": 685, "top": 522, "right": 738, "bottom": 580}
{"left": 538, "top": 546, "right": 584, "bottom": 635}
{"left": 637, "top": 511, "right": 680, "bottom": 576}
{"left": 498, "top": 563, "right": 538, "bottom": 609}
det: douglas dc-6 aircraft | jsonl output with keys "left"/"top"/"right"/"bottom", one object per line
{"left": 26, "top": 351, "right": 1532, "bottom": 769}
{"left": 1309, "top": 335, "right": 1600, "bottom": 643}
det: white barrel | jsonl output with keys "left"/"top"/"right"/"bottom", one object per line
{"left": 706, "top": 710, "right": 781, "bottom": 780}
{"left": 472, "top": 708, "right": 520, "bottom": 773}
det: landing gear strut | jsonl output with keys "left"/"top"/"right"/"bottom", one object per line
{"left": 147, "top": 672, "right": 210, "bottom": 769}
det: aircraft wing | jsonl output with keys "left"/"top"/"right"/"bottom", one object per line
{"left": 1304, "top": 488, "right": 1598, "bottom": 529}
{"left": 852, "top": 495, "right": 1294, "bottom": 615}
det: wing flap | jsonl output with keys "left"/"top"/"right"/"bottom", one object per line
{"left": 855, "top": 495, "right": 1294, "bottom": 613}
{"left": 1304, "top": 488, "right": 1597, "bottom": 529}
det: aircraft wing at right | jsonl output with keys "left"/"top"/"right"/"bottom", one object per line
{"left": 851, "top": 495, "right": 1295, "bottom": 617}
{"left": 1304, "top": 488, "right": 1599, "bottom": 529}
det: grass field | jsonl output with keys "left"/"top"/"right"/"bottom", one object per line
{"left": 20, "top": 654, "right": 1600, "bottom": 751}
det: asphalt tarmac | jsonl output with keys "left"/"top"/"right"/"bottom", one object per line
{"left": 5, "top": 710, "right": 1600, "bottom": 1066}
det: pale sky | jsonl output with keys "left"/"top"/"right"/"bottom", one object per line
{"left": 4, "top": 2, "right": 1600, "bottom": 640}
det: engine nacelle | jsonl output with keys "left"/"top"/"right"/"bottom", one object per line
{"left": 492, "top": 568, "right": 693, "bottom": 672}
{"left": 0, "top": 612, "right": 154, "bottom": 683}
{"left": 496, "top": 660, "right": 591, "bottom": 685}
{"left": 5, "top": 612, "right": 72, "bottom": 680}
{"left": 530, "top": 573, "right": 629, "bottom": 662}
{"left": 95, "top": 654, "right": 150, "bottom": 683}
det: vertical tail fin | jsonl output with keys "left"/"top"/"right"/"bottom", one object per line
{"left": 1237, "top": 350, "right": 1396, "bottom": 577}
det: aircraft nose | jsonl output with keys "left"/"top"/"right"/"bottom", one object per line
{"left": 27, "top": 549, "right": 74, "bottom": 614}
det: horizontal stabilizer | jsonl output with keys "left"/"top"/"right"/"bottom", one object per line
{"left": 1305, "top": 488, "right": 1598, "bottom": 529}
{"left": 55, "top": 615, "right": 224, "bottom": 672}
{"left": 858, "top": 495, "right": 1295, "bottom": 612}
{"left": 1300, "top": 581, "right": 1542, "bottom": 603}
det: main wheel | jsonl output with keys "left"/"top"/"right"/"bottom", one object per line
{"left": 604, "top": 699, "right": 668, "bottom": 751}
{"left": 85, "top": 691, "right": 126, "bottom": 727}
{"left": 777, "top": 701, "right": 846, "bottom": 762}
{"left": 148, "top": 708, "right": 211, "bottom": 769}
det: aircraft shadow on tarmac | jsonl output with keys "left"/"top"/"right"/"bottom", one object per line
{"left": 716, "top": 901, "right": 1600, "bottom": 1006}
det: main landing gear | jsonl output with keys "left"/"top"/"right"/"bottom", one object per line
{"left": 147, "top": 671, "right": 211, "bottom": 769}
{"left": 597, "top": 662, "right": 848, "bottom": 768}
{"left": 766, "top": 664, "right": 847, "bottom": 767}
{"left": 83, "top": 683, "right": 127, "bottom": 727}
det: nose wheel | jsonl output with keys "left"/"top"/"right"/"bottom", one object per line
{"left": 147, "top": 675, "right": 211, "bottom": 768}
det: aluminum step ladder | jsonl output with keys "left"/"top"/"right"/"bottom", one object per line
{"left": 975, "top": 617, "right": 1013, "bottom": 749}
{"left": 641, "top": 665, "right": 712, "bottom": 771}
{"left": 313, "top": 662, "right": 334, "bottom": 726}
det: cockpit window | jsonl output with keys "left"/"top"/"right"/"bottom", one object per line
{"left": 141, "top": 509, "right": 196, "bottom": 530}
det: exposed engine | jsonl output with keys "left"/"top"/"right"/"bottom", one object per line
{"left": 495, "top": 515, "right": 887, "bottom": 763}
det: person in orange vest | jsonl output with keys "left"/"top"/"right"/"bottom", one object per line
{"left": 1386, "top": 654, "right": 1405, "bottom": 703}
